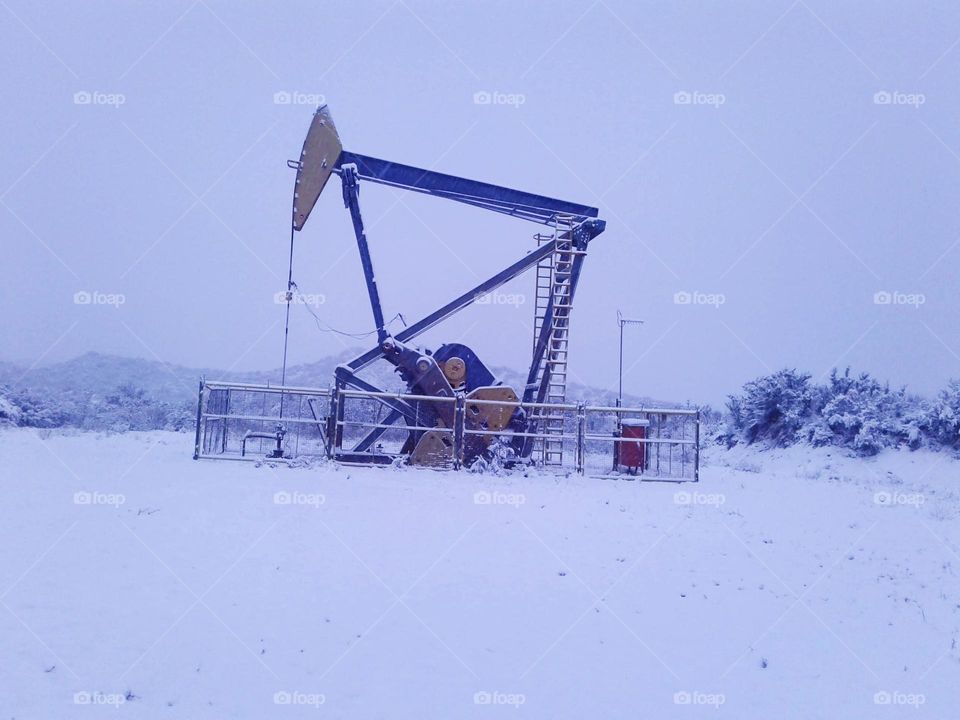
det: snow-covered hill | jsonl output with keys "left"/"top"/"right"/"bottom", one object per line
{"left": 0, "top": 351, "right": 679, "bottom": 409}
{"left": 2, "top": 428, "right": 958, "bottom": 718}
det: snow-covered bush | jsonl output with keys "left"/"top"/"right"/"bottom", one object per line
{"left": 726, "top": 369, "right": 816, "bottom": 446}
{"left": 0, "top": 394, "right": 21, "bottom": 426}
{"left": 927, "top": 380, "right": 960, "bottom": 448}
{"left": 817, "top": 369, "right": 920, "bottom": 455}
{"left": 725, "top": 368, "right": 949, "bottom": 454}
{"left": 8, "top": 388, "right": 78, "bottom": 428}
{"left": 1, "top": 383, "right": 194, "bottom": 433}
{"left": 79, "top": 384, "right": 194, "bottom": 432}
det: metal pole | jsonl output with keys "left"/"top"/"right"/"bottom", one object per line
{"left": 193, "top": 379, "right": 204, "bottom": 460}
{"left": 453, "top": 394, "right": 465, "bottom": 470}
{"left": 616, "top": 311, "right": 644, "bottom": 406}
{"left": 616, "top": 311, "right": 643, "bottom": 468}
{"left": 280, "top": 167, "right": 299, "bottom": 420}
{"left": 576, "top": 402, "right": 585, "bottom": 474}
{"left": 618, "top": 317, "right": 624, "bottom": 406}
{"left": 694, "top": 410, "right": 701, "bottom": 483}
{"left": 615, "top": 316, "right": 623, "bottom": 470}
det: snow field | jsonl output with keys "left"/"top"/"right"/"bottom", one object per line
{"left": 1, "top": 429, "right": 958, "bottom": 718}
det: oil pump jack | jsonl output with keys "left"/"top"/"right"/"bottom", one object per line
{"left": 290, "top": 106, "right": 605, "bottom": 468}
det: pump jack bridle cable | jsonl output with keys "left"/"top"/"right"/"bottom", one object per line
{"left": 278, "top": 211, "right": 406, "bottom": 415}
{"left": 295, "top": 292, "right": 405, "bottom": 339}
{"left": 279, "top": 216, "right": 296, "bottom": 419}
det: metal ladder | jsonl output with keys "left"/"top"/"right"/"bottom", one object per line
{"left": 532, "top": 215, "right": 578, "bottom": 465}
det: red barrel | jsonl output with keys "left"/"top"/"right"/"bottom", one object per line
{"left": 618, "top": 418, "right": 649, "bottom": 473}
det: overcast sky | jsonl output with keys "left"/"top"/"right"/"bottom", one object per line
{"left": 2, "top": 0, "right": 959, "bottom": 405}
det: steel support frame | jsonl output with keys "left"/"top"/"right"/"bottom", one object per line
{"left": 333, "top": 236, "right": 582, "bottom": 459}
{"left": 340, "top": 164, "right": 388, "bottom": 344}
{"left": 320, "top": 144, "right": 605, "bottom": 462}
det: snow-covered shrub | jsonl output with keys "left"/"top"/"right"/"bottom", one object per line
{"left": 79, "top": 384, "right": 194, "bottom": 433}
{"left": 927, "top": 380, "right": 960, "bottom": 448}
{"left": 9, "top": 389, "right": 78, "bottom": 428}
{"left": 163, "top": 405, "right": 195, "bottom": 432}
{"left": 0, "top": 394, "right": 21, "bottom": 426}
{"left": 818, "top": 369, "right": 917, "bottom": 455}
{"left": 2, "top": 383, "right": 194, "bottom": 433}
{"left": 726, "top": 367, "right": 940, "bottom": 454}
{"left": 726, "top": 369, "right": 816, "bottom": 446}
{"left": 806, "top": 418, "right": 835, "bottom": 448}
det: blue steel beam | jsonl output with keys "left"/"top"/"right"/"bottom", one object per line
{"left": 336, "top": 151, "right": 598, "bottom": 226}
{"left": 340, "top": 165, "right": 388, "bottom": 344}
{"left": 345, "top": 218, "right": 604, "bottom": 372}
{"left": 346, "top": 239, "right": 557, "bottom": 372}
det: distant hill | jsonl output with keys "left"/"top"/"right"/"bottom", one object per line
{"left": 0, "top": 350, "right": 683, "bottom": 409}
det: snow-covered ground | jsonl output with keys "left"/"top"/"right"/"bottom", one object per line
{"left": 2, "top": 429, "right": 959, "bottom": 718}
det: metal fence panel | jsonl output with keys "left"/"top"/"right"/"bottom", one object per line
{"left": 194, "top": 380, "right": 699, "bottom": 481}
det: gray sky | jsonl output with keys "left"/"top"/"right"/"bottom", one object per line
{"left": 2, "top": 0, "right": 959, "bottom": 405}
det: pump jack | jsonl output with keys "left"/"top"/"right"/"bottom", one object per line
{"left": 289, "top": 106, "right": 605, "bottom": 467}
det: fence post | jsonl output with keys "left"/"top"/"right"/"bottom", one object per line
{"left": 453, "top": 394, "right": 465, "bottom": 470}
{"left": 221, "top": 389, "right": 230, "bottom": 453}
{"left": 576, "top": 402, "right": 586, "bottom": 474}
{"left": 193, "top": 378, "right": 205, "bottom": 460}
{"left": 694, "top": 409, "right": 701, "bottom": 483}
{"left": 326, "top": 383, "right": 342, "bottom": 459}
